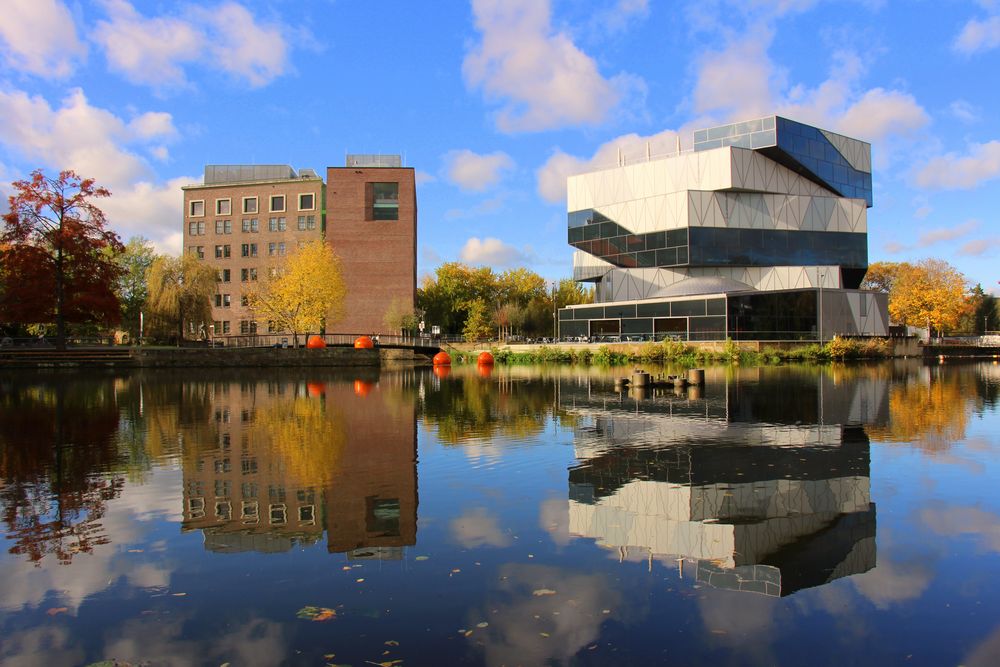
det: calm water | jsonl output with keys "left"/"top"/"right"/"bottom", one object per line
{"left": 1, "top": 361, "right": 1000, "bottom": 666}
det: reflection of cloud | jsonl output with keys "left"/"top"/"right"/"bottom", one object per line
{"left": 920, "top": 505, "right": 1000, "bottom": 553}
{"left": 0, "top": 625, "right": 84, "bottom": 667}
{"left": 697, "top": 589, "right": 778, "bottom": 656}
{"left": 102, "top": 615, "right": 286, "bottom": 666}
{"left": 964, "top": 623, "right": 1000, "bottom": 667}
{"left": 451, "top": 507, "right": 512, "bottom": 548}
{"left": 850, "top": 558, "right": 932, "bottom": 609}
{"left": 471, "top": 564, "right": 623, "bottom": 667}
{"left": 539, "top": 497, "right": 572, "bottom": 546}
{"left": 0, "top": 470, "right": 179, "bottom": 612}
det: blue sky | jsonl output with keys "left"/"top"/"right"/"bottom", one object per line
{"left": 1, "top": 0, "right": 999, "bottom": 290}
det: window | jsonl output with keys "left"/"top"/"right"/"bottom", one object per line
{"left": 297, "top": 215, "right": 316, "bottom": 231}
{"left": 213, "top": 320, "right": 231, "bottom": 335}
{"left": 242, "top": 218, "right": 259, "bottom": 233}
{"left": 243, "top": 197, "right": 258, "bottom": 214}
{"left": 270, "top": 195, "right": 285, "bottom": 212}
{"left": 222, "top": 321, "right": 230, "bottom": 334}
{"left": 241, "top": 268, "right": 257, "bottom": 282}
{"left": 198, "top": 221, "right": 206, "bottom": 235}
{"left": 216, "top": 199, "right": 231, "bottom": 215}
{"left": 215, "top": 220, "right": 232, "bottom": 234}
{"left": 189, "top": 200, "right": 205, "bottom": 217}
{"left": 240, "top": 295, "right": 249, "bottom": 306}
{"left": 240, "top": 320, "right": 258, "bottom": 334}
{"left": 298, "top": 193, "right": 315, "bottom": 211}
{"left": 278, "top": 242, "right": 285, "bottom": 255}
{"left": 192, "top": 246, "right": 204, "bottom": 259}
{"left": 268, "top": 217, "right": 286, "bottom": 232}
{"left": 188, "top": 221, "right": 206, "bottom": 236}
{"left": 268, "top": 242, "right": 276, "bottom": 256}
{"left": 218, "top": 268, "right": 231, "bottom": 282}
{"left": 215, "top": 245, "right": 224, "bottom": 258}
{"left": 369, "top": 182, "right": 399, "bottom": 220}
{"left": 241, "top": 244, "right": 249, "bottom": 257}
{"left": 250, "top": 243, "right": 257, "bottom": 257}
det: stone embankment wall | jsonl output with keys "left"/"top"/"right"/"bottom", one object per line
{"left": 137, "top": 347, "right": 379, "bottom": 367}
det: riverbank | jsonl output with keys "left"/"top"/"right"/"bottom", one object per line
{"left": 448, "top": 336, "right": 921, "bottom": 366}
{"left": 0, "top": 346, "right": 387, "bottom": 369}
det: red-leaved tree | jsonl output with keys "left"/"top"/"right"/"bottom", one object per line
{"left": 1, "top": 169, "right": 124, "bottom": 348}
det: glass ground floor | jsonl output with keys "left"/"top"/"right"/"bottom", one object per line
{"left": 557, "top": 288, "right": 888, "bottom": 342}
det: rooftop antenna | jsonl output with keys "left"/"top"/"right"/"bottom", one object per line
{"left": 646, "top": 142, "right": 651, "bottom": 161}
{"left": 676, "top": 135, "right": 681, "bottom": 155}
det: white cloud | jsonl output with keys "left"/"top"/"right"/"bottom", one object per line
{"left": 93, "top": 0, "right": 291, "bottom": 91}
{"left": 950, "top": 99, "right": 981, "bottom": 124}
{"left": 917, "top": 220, "right": 979, "bottom": 247}
{"left": 850, "top": 557, "right": 932, "bottom": 609}
{"left": 0, "top": 0, "right": 86, "bottom": 78}
{"left": 463, "top": 0, "right": 638, "bottom": 132}
{"left": 914, "top": 141, "right": 1000, "bottom": 190}
{"left": 958, "top": 237, "right": 1000, "bottom": 257}
{"left": 414, "top": 170, "right": 437, "bottom": 185}
{"left": 444, "top": 195, "right": 505, "bottom": 220}
{"left": 459, "top": 236, "right": 532, "bottom": 268}
{"left": 0, "top": 87, "right": 194, "bottom": 252}
{"left": 955, "top": 15, "right": 1000, "bottom": 54}
{"left": 536, "top": 128, "right": 683, "bottom": 203}
{"left": 536, "top": 17, "right": 930, "bottom": 203}
{"left": 589, "top": 0, "right": 650, "bottom": 35}
{"left": 443, "top": 149, "right": 514, "bottom": 191}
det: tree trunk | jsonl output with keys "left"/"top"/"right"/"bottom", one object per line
{"left": 55, "top": 236, "right": 66, "bottom": 350}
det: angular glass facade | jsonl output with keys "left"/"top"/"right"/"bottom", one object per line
{"left": 694, "top": 116, "right": 873, "bottom": 207}
{"left": 568, "top": 209, "right": 688, "bottom": 268}
{"left": 688, "top": 228, "right": 867, "bottom": 269}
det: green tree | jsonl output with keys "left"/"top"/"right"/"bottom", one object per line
{"left": 462, "top": 298, "right": 493, "bottom": 341}
{"left": 113, "top": 237, "right": 156, "bottom": 342}
{"left": 246, "top": 240, "right": 346, "bottom": 346}
{"left": 146, "top": 253, "right": 218, "bottom": 343}
{"left": 382, "top": 297, "right": 420, "bottom": 335}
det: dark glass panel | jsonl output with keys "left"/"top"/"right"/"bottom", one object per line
{"left": 654, "top": 317, "right": 687, "bottom": 334}
{"left": 727, "top": 290, "right": 818, "bottom": 341}
{"left": 605, "top": 304, "right": 636, "bottom": 319}
{"left": 666, "top": 228, "right": 687, "bottom": 247}
{"left": 621, "top": 318, "right": 653, "bottom": 334}
{"left": 568, "top": 226, "right": 584, "bottom": 243}
{"left": 637, "top": 301, "right": 671, "bottom": 317}
{"left": 583, "top": 224, "right": 601, "bottom": 241}
{"left": 637, "top": 251, "right": 656, "bottom": 268}
{"left": 590, "top": 319, "right": 621, "bottom": 335}
{"left": 560, "top": 320, "right": 587, "bottom": 338}
{"left": 558, "top": 308, "right": 574, "bottom": 321}
{"left": 655, "top": 247, "right": 678, "bottom": 266}
{"left": 646, "top": 231, "right": 665, "bottom": 249}
{"left": 689, "top": 316, "right": 727, "bottom": 341}
{"left": 677, "top": 246, "right": 689, "bottom": 264}
{"left": 671, "top": 299, "right": 707, "bottom": 317}
{"left": 573, "top": 306, "right": 605, "bottom": 320}
{"left": 707, "top": 298, "right": 726, "bottom": 316}
{"left": 626, "top": 235, "right": 645, "bottom": 252}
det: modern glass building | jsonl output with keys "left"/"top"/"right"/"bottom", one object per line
{"left": 559, "top": 115, "right": 888, "bottom": 342}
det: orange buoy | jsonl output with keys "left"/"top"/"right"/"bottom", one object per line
{"left": 354, "top": 379, "right": 373, "bottom": 397}
{"left": 354, "top": 336, "right": 374, "bottom": 349}
{"left": 477, "top": 363, "right": 493, "bottom": 378}
{"left": 433, "top": 364, "right": 451, "bottom": 379}
{"left": 307, "top": 335, "right": 327, "bottom": 349}
{"left": 477, "top": 351, "right": 494, "bottom": 366}
{"left": 433, "top": 351, "right": 451, "bottom": 366}
{"left": 306, "top": 382, "right": 326, "bottom": 397}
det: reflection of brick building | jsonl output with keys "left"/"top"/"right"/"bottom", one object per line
{"left": 180, "top": 376, "right": 417, "bottom": 556}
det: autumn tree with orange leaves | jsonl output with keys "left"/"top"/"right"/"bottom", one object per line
{"left": 1, "top": 169, "right": 124, "bottom": 348}
{"left": 864, "top": 259, "right": 971, "bottom": 337}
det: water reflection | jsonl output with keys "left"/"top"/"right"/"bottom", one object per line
{"left": 559, "top": 367, "right": 881, "bottom": 596}
{"left": 177, "top": 373, "right": 418, "bottom": 558}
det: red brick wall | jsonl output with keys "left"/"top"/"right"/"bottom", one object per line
{"left": 326, "top": 167, "right": 417, "bottom": 334}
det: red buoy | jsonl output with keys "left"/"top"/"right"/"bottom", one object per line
{"left": 307, "top": 335, "right": 327, "bottom": 349}
{"left": 433, "top": 351, "right": 451, "bottom": 366}
{"left": 354, "top": 380, "right": 373, "bottom": 397}
{"left": 477, "top": 351, "right": 494, "bottom": 366}
{"left": 433, "top": 365, "right": 451, "bottom": 379}
{"left": 354, "top": 336, "right": 374, "bottom": 349}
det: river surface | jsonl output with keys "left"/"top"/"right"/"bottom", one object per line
{"left": 1, "top": 361, "right": 1000, "bottom": 666}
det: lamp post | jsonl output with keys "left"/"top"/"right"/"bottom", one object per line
{"left": 552, "top": 281, "right": 558, "bottom": 343}
{"left": 818, "top": 271, "right": 825, "bottom": 342}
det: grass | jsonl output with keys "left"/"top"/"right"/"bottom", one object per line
{"left": 454, "top": 337, "right": 894, "bottom": 367}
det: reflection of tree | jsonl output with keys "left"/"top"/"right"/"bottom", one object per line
{"left": 0, "top": 378, "right": 124, "bottom": 564}
{"left": 420, "top": 373, "right": 555, "bottom": 443}
{"left": 868, "top": 372, "right": 970, "bottom": 450}
{"left": 256, "top": 394, "right": 346, "bottom": 489}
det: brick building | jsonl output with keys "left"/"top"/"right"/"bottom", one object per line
{"left": 181, "top": 157, "right": 416, "bottom": 338}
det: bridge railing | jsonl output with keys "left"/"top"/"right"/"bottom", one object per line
{"left": 207, "top": 333, "right": 441, "bottom": 350}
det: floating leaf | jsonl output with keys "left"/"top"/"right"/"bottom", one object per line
{"left": 385, "top": 640, "right": 399, "bottom": 647}
{"left": 414, "top": 556, "right": 429, "bottom": 561}
{"left": 532, "top": 589, "right": 556, "bottom": 597}
{"left": 46, "top": 607, "right": 69, "bottom": 616}
{"left": 356, "top": 578, "right": 365, "bottom": 583}
{"left": 297, "top": 606, "right": 337, "bottom": 622}
{"left": 476, "top": 622, "right": 488, "bottom": 628}
{"left": 172, "top": 593, "right": 187, "bottom": 597}
{"left": 539, "top": 632, "right": 550, "bottom": 638}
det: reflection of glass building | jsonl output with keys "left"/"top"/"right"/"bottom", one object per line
{"left": 559, "top": 116, "right": 888, "bottom": 341}
{"left": 560, "top": 370, "right": 880, "bottom": 596}
{"left": 180, "top": 376, "right": 417, "bottom": 558}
